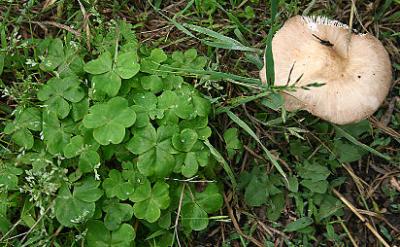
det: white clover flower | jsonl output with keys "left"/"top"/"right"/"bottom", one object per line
{"left": 25, "top": 58, "right": 38, "bottom": 67}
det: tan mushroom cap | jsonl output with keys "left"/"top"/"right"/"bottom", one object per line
{"left": 260, "top": 15, "right": 392, "bottom": 125}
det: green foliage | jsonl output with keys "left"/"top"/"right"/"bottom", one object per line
{"left": 239, "top": 161, "right": 344, "bottom": 233}
{"left": 37, "top": 76, "right": 85, "bottom": 118}
{"left": 131, "top": 181, "right": 170, "bottom": 223}
{"left": 86, "top": 220, "right": 136, "bottom": 247}
{"left": 0, "top": 164, "right": 23, "bottom": 191}
{"left": 223, "top": 127, "right": 242, "bottom": 158}
{"left": 83, "top": 97, "right": 136, "bottom": 145}
{"left": 127, "top": 124, "right": 176, "bottom": 177}
{"left": 55, "top": 178, "right": 103, "bottom": 227}
{"left": 284, "top": 217, "right": 314, "bottom": 232}
{"left": 239, "top": 166, "right": 284, "bottom": 216}
{"left": 1, "top": 2, "right": 398, "bottom": 246}
{"left": 1, "top": 22, "right": 223, "bottom": 246}
{"left": 180, "top": 183, "right": 223, "bottom": 232}
{"left": 4, "top": 108, "right": 41, "bottom": 149}
{"left": 84, "top": 50, "right": 140, "bottom": 97}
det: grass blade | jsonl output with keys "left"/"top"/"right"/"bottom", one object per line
{"left": 264, "top": 0, "right": 278, "bottom": 86}
{"left": 333, "top": 125, "right": 391, "bottom": 161}
{"left": 183, "top": 23, "right": 259, "bottom": 52}
{"left": 202, "top": 40, "right": 257, "bottom": 52}
{"left": 157, "top": 63, "right": 262, "bottom": 85}
{"left": 226, "top": 111, "right": 288, "bottom": 183}
{"left": 204, "top": 140, "right": 237, "bottom": 188}
{"left": 216, "top": 92, "right": 270, "bottom": 114}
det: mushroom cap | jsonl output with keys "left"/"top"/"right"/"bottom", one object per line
{"left": 260, "top": 15, "right": 392, "bottom": 125}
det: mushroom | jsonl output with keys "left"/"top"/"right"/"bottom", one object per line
{"left": 260, "top": 15, "right": 392, "bottom": 125}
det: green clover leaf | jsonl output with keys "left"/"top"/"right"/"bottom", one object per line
{"left": 102, "top": 170, "right": 135, "bottom": 200}
{"left": 59, "top": 53, "right": 85, "bottom": 78}
{"left": 131, "top": 181, "right": 170, "bottom": 223}
{"left": 39, "top": 38, "right": 64, "bottom": 71}
{"left": 64, "top": 135, "right": 101, "bottom": 173}
{"left": 240, "top": 167, "right": 283, "bottom": 207}
{"left": 92, "top": 71, "right": 121, "bottom": 98}
{"left": 71, "top": 97, "right": 89, "bottom": 121}
{"left": 84, "top": 51, "right": 140, "bottom": 97}
{"left": 140, "top": 48, "right": 167, "bottom": 74}
{"left": 86, "top": 220, "right": 136, "bottom": 247}
{"left": 149, "top": 48, "right": 168, "bottom": 63}
{"left": 181, "top": 183, "right": 223, "bottom": 231}
{"left": 55, "top": 185, "right": 93, "bottom": 227}
{"left": 172, "top": 128, "right": 210, "bottom": 178}
{"left": 0, "top": 165, "right": 23, "bottom": 191}
{"left": 157, "top": 90, "right": 194, "bottom": 120}
{"left": 179, "top": 117, "right": 212, "bottom": 140}
{"left": 175, "top": 84, "right": 211, "bottom": 118}
{"left": 102, "top": 200, "right": 133, "bottom": 231}
{"left": 74, "top": 177, "right": 104, "bottom": 202}
{"left": 195, "top": 183, "right": 223, "bottom": 213}
{"left": 223, "top": 128, "right": 242, "bottom": 150}
{"left": 115, "top": 52, "right": 140, "bottom": 79}
{"left": 162, "top": 75, "right": 184, "bottom": 90}
{"left": 126, "top": 124, "right": 177, "bottom": 177}
{"left": 170, "top": 49, "right": 207, "bottom": 70}
{"left": 83, "top": 97, "right": 136, "bottom": 145}
{"left": 6, "top": 128, "right": 34, "bottom": 150}
{"left": 80, "top": 150, "right": 101, "bottom": 172}
{"left": 64, "top": 135, "right": 85, "bottom": 158}
{"left": 223, "top": 127, "right": 242, "bottom": 157}
{"left": 37, "top": 76, "right": 85, "bottom": 119}
{"left": 172, "top": 129, "right": 198, "bottom": 152}
{"left": 132, "top": 92, "right": 157, "bottom": 108}
{"left": 17, "top": 149, "right": 53, "bottom": 171}
{"left": 141, "top": 75, "right": 163, "bottom": 94}
{"left": 130, "top": 91, "right": 165, "bottom": 126}
{"left": 181, "top": 202, "right": 208, "bottom": 231}
{"left": 175, "top": 152, "right": 196, "bottom": 178}
{"left": 174, "top": 140, "right": 210, "bottom": 177}
{"left": 129, "top": 176, "right": 151, "bottom": 202}
{"left": 84, "top": 52, "right": 113, "bottom": 74}
{"left": 4, "top": 107, "right": 41, "bottom": 149}
{"left": 42, "top": 111, "right": 72, "bottom": 155}
{"left": 55, "top": 178, "right": 103, "bottom": 227}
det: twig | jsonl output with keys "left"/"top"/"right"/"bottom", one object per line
{"left": 20, "top": 201, "right": 54, "bottom": 243}
{"left": 30, "top": 21, "right": 81, "bottom": 37}
{"left": 303, "top": 0, "right": 317, "bottom": 16}
{"left": 42, "top": 0, "right": 57, "bottom": 9}
{"left": 381, "top": 97, "right": 398, "bottom": 126}
{"left": 337, "top": 216, "right": 358, "bottom": 247}
{"left": 369, "top": 116, "right": 400, "bottom": 141}
{"left": 256, "top": 220, "right": 274, "bottom": 238}
{"left": 223, "top": 194, "right": 264, "bottom": 247}
{"left": 3, "top": 231, "right": 30, "bottom": 241}
{"left": 49, "top": 225, "right": 64, "bottom": 246}
{"left": 332, "top": 189, "right": 390, "bottom": 247}
{"left": 358, "top": 208, "right": 400, "bottom": 233}
{"left": 243, "top": 145, "right": 265, "bottom": 161}
{"left": 0, "top": 219, "right": 22, "bottom": 242}
{"left": 165, "top": 176, "right": 216, "bottom": 183}
{"left": 77, "top": 0, "right": 91, "bottom": 50}
{"left": 172, "top": 184, "right": 186, "bottom": 247}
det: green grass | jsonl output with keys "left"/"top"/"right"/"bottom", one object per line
{"left": 0, "top": 1, "right": 400, "bottom": 246}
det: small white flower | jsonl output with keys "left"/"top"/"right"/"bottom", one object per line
{"left": 26, "top": 58, "right": 38, "bottom": 67}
